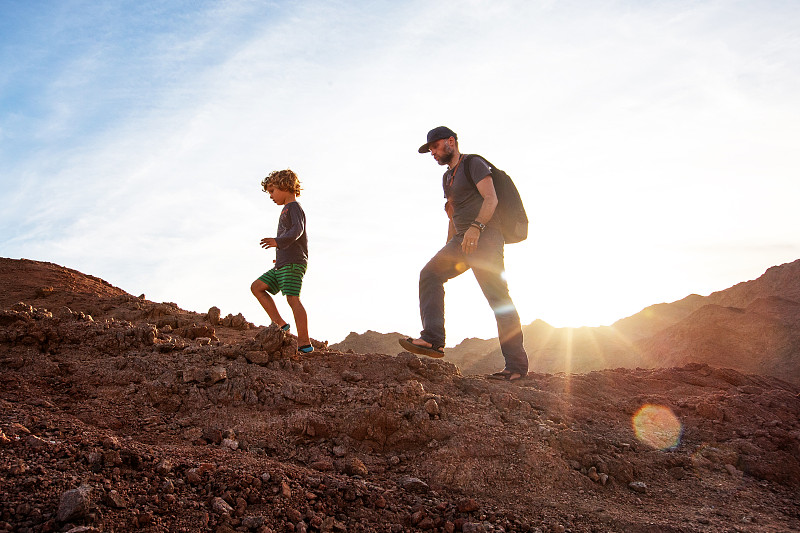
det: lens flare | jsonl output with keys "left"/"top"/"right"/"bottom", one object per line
{"left": 632, "top": 404, "right": 682, "bottom": 450}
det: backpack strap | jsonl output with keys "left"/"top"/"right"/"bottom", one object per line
{"left": 462, "top": 154, "right": 494, "bottom": 190}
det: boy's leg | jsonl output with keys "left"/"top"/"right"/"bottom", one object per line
{"left": 250, "top": 279, "right": 287, "bottom": 327}
{"left": 286, "top": 295, "right": 309, "bottom": 345}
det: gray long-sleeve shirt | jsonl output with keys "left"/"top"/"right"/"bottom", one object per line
{"left": 274, "top": 201, "right": 308, "bottom": 268}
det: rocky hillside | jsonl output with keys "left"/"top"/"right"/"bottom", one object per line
{"left": 337, "top": 259, "right": 800, "bottom": 385}
{"left": 637, "top": 296, "right": 800, "bottom": 378}
{"left": 1, "top": 257, "right": 800, "bottom": 532}
{"left": 329, "top": 331, "right": 406, "bottom": 356}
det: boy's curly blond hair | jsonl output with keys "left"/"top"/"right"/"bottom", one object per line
{"left": 261, "top": 169, "right": 302, "bottom": 196}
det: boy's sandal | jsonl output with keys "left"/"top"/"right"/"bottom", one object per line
{"left": 398, "top": 338, "right": 445, "bottom": 358}
{"left": 280, "top": 323, "right": 291, "bottom": 331}
{"left": 298, "top": 344, "right": 314, "bottom": 354}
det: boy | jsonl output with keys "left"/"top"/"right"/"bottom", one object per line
{"left": 250, "top": 169, "right": 313, "bottom": 353}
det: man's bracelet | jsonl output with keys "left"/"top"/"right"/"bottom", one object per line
{"left": 470, "top": 221, "right": 486, "bottom": 232}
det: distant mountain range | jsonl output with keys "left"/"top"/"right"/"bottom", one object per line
{"left": 331, "top": 259, "right": 800, "bottom": 384}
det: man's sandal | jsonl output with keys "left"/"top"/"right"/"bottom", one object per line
{"left": 298, "top": 344, "right": 314, "bottom": 354}
{"left": 398, "top": 338, "right": 445, "bottom": 358}
{"left": 487, "top": 369, "right": 526, "bottom": 382}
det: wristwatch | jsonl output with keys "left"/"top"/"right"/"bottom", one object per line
{"left": 470, "top": 221, "right": 486, "bottom": 232}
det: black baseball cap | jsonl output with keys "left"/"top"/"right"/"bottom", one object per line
{"left": 418, "top": 126, "right": 457, "bottom": 153}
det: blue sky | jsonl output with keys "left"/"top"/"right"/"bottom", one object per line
{"left": 2, "top": 0, "right": 800, "bottom": 346}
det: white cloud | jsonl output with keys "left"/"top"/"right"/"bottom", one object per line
{"left": 2, "top": 0, "right": 800, "bottom": 344}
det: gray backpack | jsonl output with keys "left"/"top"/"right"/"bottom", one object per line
{"left": 462, "top": 154, "right": 529, "bottom": 244}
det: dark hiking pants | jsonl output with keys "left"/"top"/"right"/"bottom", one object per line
{"left": 418, "top": 227, "right": 529, "bottom": 374}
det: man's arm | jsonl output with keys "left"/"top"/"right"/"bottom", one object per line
{"left": 445, "top": 200, "right": 456, "bottom": 242}
{"left": 473, "top": 176, "right": 498, "bottom": 224}
{"left": 462, "top": 175, "right": 498, "bottom": 254}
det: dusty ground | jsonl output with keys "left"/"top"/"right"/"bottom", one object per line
{"left": 1, "top": 258, "right": 799, "bottom": 533}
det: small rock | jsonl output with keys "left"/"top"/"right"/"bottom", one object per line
{"left": 137, "top": 511, "right": 154, "bottom": 526}
{"left": 208, "top": 306, "right": 221, "bottom": 325}
{"left": 186, "top": 469, "right": 203, "bottom": 485}
{"left": 310, "top": 459, "right": 334, "bottom": 472}
{"left": 36, "top": 286, "right": 55, "bottom": 297}
{"left": 457, "top": 498, "right": 479, "bottom": 513}
{"left": 341, "top": 370, "right": 363, "bottom": 382}
{"left": 208, "top": 365, "right": 227, "bottom": 384}
{"left": 418, "top": 517, "right": 435, "bottom": 530}
{"left": 105, "top": 490, "right": 127, "bottom": 509}
{"left": 203, "top": 428, "right": 223, "bottom": 445}
{"left": 221, "top": 438, "right": 239, "bottom": 451}
{"left": 236, "top": 496, "right": 247, "bottom": 515}
{"left": 628, "top": 481, "right": 647, "bottom": 494}
{"left": 425, "top": 398, "right": 440, "bottom": 416}
{"left": 102, "top": 436, "right": 120, "bottom": 449}
{"left": 156, "top": 459, "right": 173, "bottom": 474}
{"left": 668, "top": 467, "right": 686, "bottom": 480}
{"left": 399, "top": 476, "right": 429, "bottom": 493}
{"left": 10, "top": 423, "right": 31, "bottom": 435}
{"left": 242, "top": 515, "right": 266, "bottom": 529}
{"left": 212, "top": 497, "right": 234, "bottom": 515}
{"left": 25, "top": 435, "right": 49, "bottom": 451}
{"left": 725, "top": 464, "right": 741, "bottom": 477}
{"left": 103, "top": 450, "right": 123, "bottom": 466}
{"left": 57, "top": 485, "right": 92, "bottom": 522}
{"left": 287, "top": 508, "right": 303, "bottom": 523}
{"left": 344, "top": 458, "right": 368, "bottom": 477}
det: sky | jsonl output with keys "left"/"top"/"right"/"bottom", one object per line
{"left": 2, "top": 0, "right": 800, "bottom": 347}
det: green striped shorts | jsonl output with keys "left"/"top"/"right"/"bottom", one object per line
{"left": 258, "top": 264, "right": 307, "bottom": 296}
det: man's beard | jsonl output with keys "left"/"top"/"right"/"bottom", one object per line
{"left": 434, "top": 144, "right": 456, "bottom": 166}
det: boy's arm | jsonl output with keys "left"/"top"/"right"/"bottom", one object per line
{"left": 274, "top": 206, "right": 305, "bottom": 248}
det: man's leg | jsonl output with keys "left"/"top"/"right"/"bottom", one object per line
{"left": 417, "top": 238, "right": 468, "bottom": 348}
{"left": 468, "top": 231, "right": 528, "bottom": 374}
{"left": 250, "top": 279, "right": 286, "bottom": 327}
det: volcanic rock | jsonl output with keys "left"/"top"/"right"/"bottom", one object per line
{"left": 56, "top": 485, "right": 92, "bottom": 522}
{"left": 1, "top": 257, "right": 800, "bottom": 532}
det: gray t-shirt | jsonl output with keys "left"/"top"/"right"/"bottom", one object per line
{"left": 443, "top": 155, "right": 494, "bottom": 235}
{"left": 274, "top": 201, "right": 308, "bottom": 268}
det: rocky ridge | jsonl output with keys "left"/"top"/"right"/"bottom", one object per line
{"left": 334, "top": 259, "right": 800, "bottom": 384}
{"left": 1, "top": 257, "right": 800, "bottom": 533}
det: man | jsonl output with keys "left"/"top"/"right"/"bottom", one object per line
{"left": 398, "top": 126, "right": 529, "bottom": 381}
